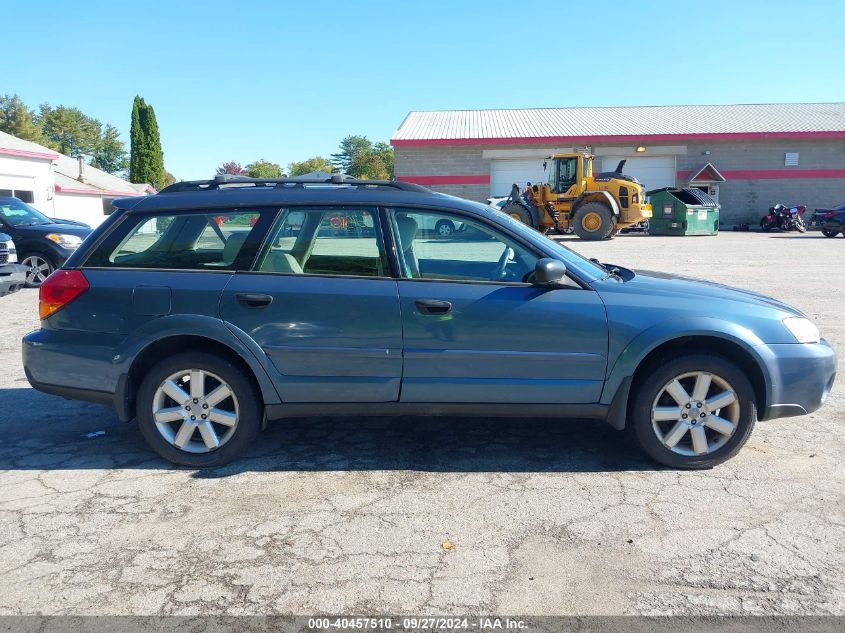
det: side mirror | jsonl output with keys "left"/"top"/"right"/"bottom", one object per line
{"left": 534, "top": 258, "right": 567, "bottom": 286}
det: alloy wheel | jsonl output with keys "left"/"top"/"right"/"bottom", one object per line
{"left": 651, "top": 371, "right": 739, "bottom": 456}
{"left": 21, "top": 255, "right": 53, "bottom": 286}
{"left": 152, "top": 369, "right": 240, "bottom": 454}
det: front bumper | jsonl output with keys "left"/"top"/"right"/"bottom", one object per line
{"left": 0, "top": 264, "right": 27, "bottom": 297}
{"left": 758, "top": 339, "right": 837, "bottom": 420}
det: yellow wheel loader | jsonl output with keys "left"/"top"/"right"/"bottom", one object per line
{"left": 501, "top": 153, "right": 653, "bottom": 240}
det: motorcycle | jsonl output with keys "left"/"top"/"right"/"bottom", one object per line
{"left": 760, "top": 203, "right": 807, "bottom": 233}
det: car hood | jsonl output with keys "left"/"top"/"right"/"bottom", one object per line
{"left": 15, "top": 222, "right": 92, "bottom": 238}
{"left": 619, "top": 268, "right": 803, "bottom": 316}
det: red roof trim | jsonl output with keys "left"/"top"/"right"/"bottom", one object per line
{"left": 0, "top": 146, "right": 59, "bottom": 161}
{"left": 677, "top": 168, "right": 845, "bottom": 180}
{"left": 397, "top": 174, "right": 490, "bottom": 185}
{"left": 55, "top": 184, "right": 145, "bottom": 197}
{"left": 391, "top": 130, "right": 845, "bottom": 147}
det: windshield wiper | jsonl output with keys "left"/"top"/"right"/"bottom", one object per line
{"left": 590, "top": 257, "right": 621, "bottom": 279}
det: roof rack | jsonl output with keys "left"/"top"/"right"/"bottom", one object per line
{"left": 159, "top": 173, "right": 431, "bottom": 194}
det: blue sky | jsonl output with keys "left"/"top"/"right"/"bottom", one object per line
{"left": 5, "top": 0, "right": 844, "bottom": 180}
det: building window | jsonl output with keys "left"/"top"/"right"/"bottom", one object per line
{"left": 0, "top": 189, "right": 34, "bottom": 202}
{"left": 785, "top": 152, "right": 799, "bottom": 166}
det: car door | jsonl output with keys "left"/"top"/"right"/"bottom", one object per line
{"left": 219, "top": 206, "right": 403, "bottom": 403}
{"left": 387, "top": 208, "right": 608, "bottom": 404}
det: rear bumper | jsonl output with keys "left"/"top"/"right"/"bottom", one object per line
{"left": 758, "top": 340, "right": 837, "bottom": 420}
{"left": 22, "top": 327, "right": 133, "bottom": 420}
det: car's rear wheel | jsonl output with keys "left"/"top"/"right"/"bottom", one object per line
{"left": 21, "top": 253, "right": 55, "bottom": 288}
{"left": 629, "top": 354, "right": 756, "bottom": 469}
{"left": 136, "top": 352, "right": 261, "bottom": 467}
{"left": 821, "top": 229, "right": 839, "bottom": 238}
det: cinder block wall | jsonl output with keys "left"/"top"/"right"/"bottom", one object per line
{"left": 680, "top": 140, "right": 845, "bottom": 224}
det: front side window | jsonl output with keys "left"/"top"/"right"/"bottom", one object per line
{"left": 86, "top": 210, "right": 261, "bottom": 270}
{"left": 557, "top": 157, "right": 578, "bottom": 193}
{"left": 255, "top": 207, "right": 388, "bottom": 277}
{"left": 388, "top": 208, "right": 538, "bottom": 283}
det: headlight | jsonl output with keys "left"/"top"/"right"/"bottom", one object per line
{"left": 783, "top": 317, "right": 820, "bottom": 344}
{"left": 46, "top": 233, "right": 83, "bottom": 249}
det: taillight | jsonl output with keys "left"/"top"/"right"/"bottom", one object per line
{"left": 39, "top": 270, "right": 89, "bottom": 320}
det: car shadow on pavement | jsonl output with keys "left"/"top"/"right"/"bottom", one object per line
{"left": 0, "top": 387, "right": 659, "bottom": 474}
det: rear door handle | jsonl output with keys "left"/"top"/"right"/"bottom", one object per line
{"left": 415, "top": 299, "right": 452, "bottom": 315}
{"left": 235, "top": 292, "right": 273, "bottom": 308}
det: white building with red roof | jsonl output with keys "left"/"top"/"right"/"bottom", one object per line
{"left": 0, "top": 130, "right": 153, "bottom": 227}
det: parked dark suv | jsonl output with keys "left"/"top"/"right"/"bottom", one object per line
{"left": 22, "top": 176, "right": 836, "bottom": 469}
{"left": 0, "top": 197, "right": 92, "bottom": 287}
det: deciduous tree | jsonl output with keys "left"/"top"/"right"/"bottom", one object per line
{"left": 287, "top": 156, "right": 334, "bottom": 177}
{"left": 216, "top": 161, "right": 246, "bottom": 176}
{"left": 245, "top": 159, "right": 283, "bottom": 178}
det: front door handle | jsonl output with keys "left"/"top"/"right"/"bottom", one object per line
{"left": 235, "top": 292, "right": 273, "bottom": 308}
{"left": 415, "top": 299, "right": 452, "bottom": 315}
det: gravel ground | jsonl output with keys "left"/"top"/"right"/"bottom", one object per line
{"left": 0, "top": 231, "right": 842, "bottom": 616}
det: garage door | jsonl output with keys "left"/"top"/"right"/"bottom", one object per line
{"left": 489, "top": 159, "right": 548, "bottom": 198}
{"left": 600, "top": 156, "right": 675, "bottom": 193}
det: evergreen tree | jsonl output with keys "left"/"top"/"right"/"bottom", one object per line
{"left": 129, "top": 96, "right": 165, "bottom": 190}
{"left": 129, "top": 96, "right": 144, "bottom": 183}
{"left": 0, "top": 94, "right": 45, "bottom": 143}
{"left": 91, "top": 124, "right": 128, "bottom": 175}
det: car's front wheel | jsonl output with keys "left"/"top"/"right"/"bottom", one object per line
{"left": 136, "top": 352, "right": 262, "bottom": 467}
{"left": 20, "top": 253, "right": 55, "bottom": 288}
{"left": 435, "top": 219, "right": 455, "bottom": 236}
{"left": 629, "top": 354, "right": 756, "bottom": 469}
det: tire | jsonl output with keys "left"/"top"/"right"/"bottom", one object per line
{"left": 136, "top": 351, "right": 262, "bottom": 467}
{"left": 795, "top": 220, "right": 806, "bottom": 233}
{"left": 821, "top": 229, "right": 839, "bottom": 238}
{"left": 434, "top": 219, "right": 455, "bottom": 236}
{"left": 20, "top": 252, "right": 55, "bottom": 288}
{"left": 501, "top": 203, "right": 534, "bottom": 228}
{"left": 628, "top": 354, "right": 756, "bottom": 469}
{"left": 573, "top": 202, "right": 615, "bottom": 240}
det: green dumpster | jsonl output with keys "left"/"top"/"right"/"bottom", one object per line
{"left": 647, "top": 187, "right": 720, "bottom": 236}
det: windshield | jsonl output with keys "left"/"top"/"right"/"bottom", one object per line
{"left": 0, "top": 199, "right": 52, "bottom": 227}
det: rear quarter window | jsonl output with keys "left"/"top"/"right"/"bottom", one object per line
{"left": 84, "top": 210, "right": 268, "bottom": 270}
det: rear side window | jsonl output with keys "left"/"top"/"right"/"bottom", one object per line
{"left": 85, "top": 210, "right": 264, "bottom": 270}
{"left": 255, "top": 207, "right": 388, "bottom": 277}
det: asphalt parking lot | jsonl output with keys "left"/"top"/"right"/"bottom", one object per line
{"left": 0, "top": 231, "right": 842, "bottom": 616}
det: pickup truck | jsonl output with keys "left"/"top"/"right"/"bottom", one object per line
{"left": 0, "top": 232, "right": 26, "bottom": 297}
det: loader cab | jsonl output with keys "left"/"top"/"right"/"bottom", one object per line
{"left": 545, "top": 154, "right": 590, "bottom": 195}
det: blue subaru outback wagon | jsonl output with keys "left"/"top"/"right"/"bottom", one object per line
{"left": 22, "top": 175, "right": 837, "bottom": 468}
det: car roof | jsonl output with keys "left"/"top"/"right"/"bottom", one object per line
{"left": 113, "top": 184, "right": 499, "bottom": 219}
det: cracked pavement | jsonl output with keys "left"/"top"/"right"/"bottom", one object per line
{"left": 0, "top": 232, "right": 842, "bottom": 616}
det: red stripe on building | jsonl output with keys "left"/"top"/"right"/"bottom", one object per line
{"left": 55, "top": 184, "right": 145, "bottom": 197}
{"left": 0, "top": 147, "right": 60, "bottom": 160}
{"left": 397, "top": 174, "right": 490, "bottom": 185}
{"left": 677, "top": 169, "right": 845, "bottom": 181}
{"left": 391, "top": 130, "right": 845, "bottom": 147}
